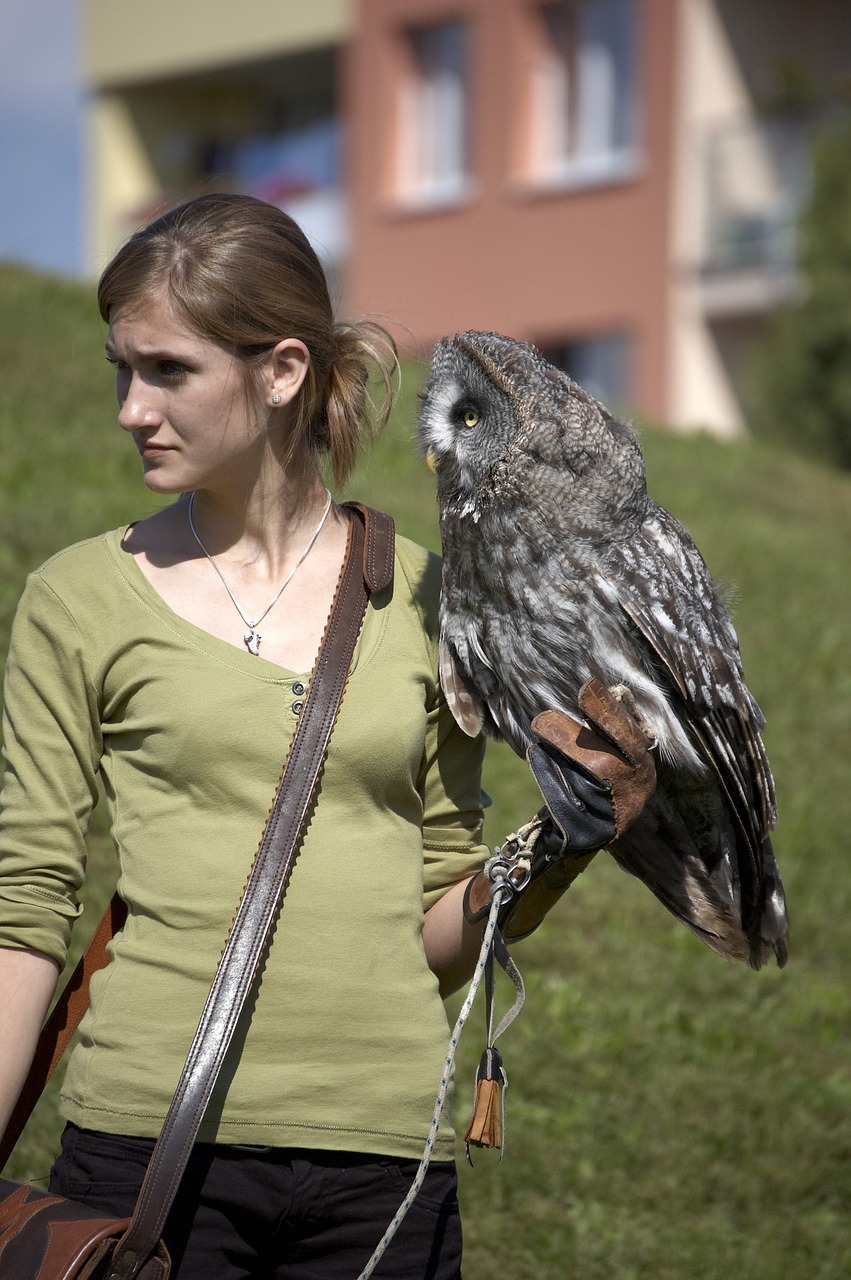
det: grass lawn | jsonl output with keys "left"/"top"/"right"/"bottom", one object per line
{"left": 2, "top": 264, "right": 850, "bottom": 1278}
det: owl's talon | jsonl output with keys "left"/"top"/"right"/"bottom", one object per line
{"left": 608, "top": 683, "right": 633, "bottom": 708}
{"left": 606, "top": 683, "right": 656, "bottom": 746}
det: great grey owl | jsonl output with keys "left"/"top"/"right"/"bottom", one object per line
{"left": 417, "top": 330, "right": 788, "bottom": 969}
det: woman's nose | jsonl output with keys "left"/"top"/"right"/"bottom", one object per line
{"left": 117, "top": 376, "right": 162, "bottom": 431}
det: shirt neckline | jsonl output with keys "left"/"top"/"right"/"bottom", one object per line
{"left": 109, "top": 526, "right": 317, "bottom": 681}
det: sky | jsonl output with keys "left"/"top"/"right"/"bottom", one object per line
{"left": 0, "top": 0, "right": 84, "bottom": 276}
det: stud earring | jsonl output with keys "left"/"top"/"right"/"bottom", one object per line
{"left": 271, "top": 392, "right": 283, "bottom": 406}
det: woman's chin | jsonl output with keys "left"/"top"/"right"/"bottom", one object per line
{"left": 141, "top": 468, "right": 187, "bottom": 496}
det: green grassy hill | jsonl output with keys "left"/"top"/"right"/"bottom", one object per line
{"left": 2, "top": 264, "right": 850, "bottom": 1278}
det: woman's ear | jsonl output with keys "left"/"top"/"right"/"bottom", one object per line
{"left": 268, "top": 339, "right": 311, "bottom": 407}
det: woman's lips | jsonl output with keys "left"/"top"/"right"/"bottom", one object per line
{"left": 137, "top": 441, "right": 173, "bottom": 458}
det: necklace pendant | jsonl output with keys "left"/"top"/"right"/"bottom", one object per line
{"left": 187, "top": 491, "right": 333, "bottom": 662}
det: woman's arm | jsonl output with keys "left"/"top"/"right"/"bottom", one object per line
{"left": 422, "top": 878, "right": 486, "bottom": 999}
{"left": 0, "top": 946, "right": 59, "bottom": 1141}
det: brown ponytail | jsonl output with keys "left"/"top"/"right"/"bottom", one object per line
{"left": 318, "top": 321, "right": 399, "bottom": 485}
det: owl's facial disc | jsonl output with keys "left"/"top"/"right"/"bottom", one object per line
{"left": 424, "top": 400, "right": 482, "bottom": 473}
{"left": 418, "top": 376, "right": 472, "bottom": 467}
{"left": 417, "top": 339, "right": 520, "bottom": 512}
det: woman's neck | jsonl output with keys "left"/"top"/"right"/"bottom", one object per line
{"left": 185, "top": 466, "right": 335, "bottom": 575}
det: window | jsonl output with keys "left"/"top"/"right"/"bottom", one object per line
{"left": 229, "top": 118, "right": 345, "bottom": 265}
{"left": 529, "top": 0, "right": 638, "bottom": 186}
{"left": 542, "top": 333, "right": 631, "bottom": 408}
{"left": 150, "top": 49, "right": 346, "bottom": 269}
{"left": 397, "top": 20, "right": 470, "bottom": 206}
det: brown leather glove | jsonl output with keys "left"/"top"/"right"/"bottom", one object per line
{"left": 463, "top": 678, "right": 656, "bottom": 942}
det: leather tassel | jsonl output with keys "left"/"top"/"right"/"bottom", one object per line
{"left": 464, "top": 1047, "right": 506, "bottom": 1151}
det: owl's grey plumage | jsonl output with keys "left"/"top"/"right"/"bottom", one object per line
{"left": 417, "top": 330, "right": 788, "bottom": 969}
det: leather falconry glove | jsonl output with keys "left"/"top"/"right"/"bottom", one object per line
{"left": 464, "top": 678, "right": 657, "bottom": 942}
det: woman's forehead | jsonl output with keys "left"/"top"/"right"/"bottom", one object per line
{"left": 107, "top": 290, "right": 209, "bottom": 354}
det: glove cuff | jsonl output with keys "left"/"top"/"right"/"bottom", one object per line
{"left": 462, "top": 816, "right": 597, "bottom": 942}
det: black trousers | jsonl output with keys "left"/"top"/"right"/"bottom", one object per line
{"left": 49, "top": 1124, "right": 462, "bottom": 1279}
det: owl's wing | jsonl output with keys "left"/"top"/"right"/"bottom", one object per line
{"left": 439, "top": 636, "right": 486, "bottom": 737}
{"left": 598, "top": 506, "right": 776, "bottom": 856}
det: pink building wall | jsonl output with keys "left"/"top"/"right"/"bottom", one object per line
{"left": 346, "top": 0, "right": 680, "bottom": 419}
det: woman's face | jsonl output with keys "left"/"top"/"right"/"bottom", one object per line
{"left": 106, "top": 288, "right": 270, "bottom": 496}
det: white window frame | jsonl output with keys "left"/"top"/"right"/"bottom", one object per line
{"left": 397, "top": 20, "right": 471, "bottom": 208}
{"left": 530, "top": 0, "right": 639, "bottom": 188}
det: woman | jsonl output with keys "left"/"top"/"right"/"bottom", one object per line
{"left": 0, "top": 193, "right": 491, "bottom": 1277}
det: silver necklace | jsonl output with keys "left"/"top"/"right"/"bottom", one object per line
{"left": 187, "top": 490, "right": 333, "bottom": 656}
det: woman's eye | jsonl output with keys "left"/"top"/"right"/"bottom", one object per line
{"left": 159, "top": 362, "right": 189, "bottom": 382}
{"left": 462, "top": 408, "right": 480, "bottom": 429}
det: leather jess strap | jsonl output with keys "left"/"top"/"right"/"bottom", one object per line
{"left": 1, "top": 503, "right": 395, "bottom": 1279}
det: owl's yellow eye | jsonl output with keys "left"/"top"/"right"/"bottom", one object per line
{"left": 463, "top": 409, "right": 480, "bottom": 429}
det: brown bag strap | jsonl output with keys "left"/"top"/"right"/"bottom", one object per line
{"left": 2, "top": 505, "right": 394, "bottom": 1247}
{"left": 112, "top": 503, "right": 393, "bottom": 1277}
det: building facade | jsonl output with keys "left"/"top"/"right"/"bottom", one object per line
{"left": 84, "top": 0, "right": 850, "bottom": 434}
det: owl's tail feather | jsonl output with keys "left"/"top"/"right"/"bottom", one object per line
{"left": 609, "top": 833, "right": 751, "bottom": 965}
{"left": 608, "top": 781, "right": 788, "bottom": 969}
{"left": 747, "top": 838, "right": 788, "bottom": 970}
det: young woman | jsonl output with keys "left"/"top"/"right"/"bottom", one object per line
{"left": 0, "top": 193, "right": 491, "bottom": 1278}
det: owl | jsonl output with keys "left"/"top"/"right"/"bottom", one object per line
{"left": 417, "top": 331, "right": 788, "bottom": 969}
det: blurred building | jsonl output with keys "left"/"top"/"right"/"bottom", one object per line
{"left": 84, "top": 0, "right": 849, "bottom": 435}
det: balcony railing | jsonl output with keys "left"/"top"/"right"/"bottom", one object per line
{"left": 699, "top": 116, "right": 811, "bottom": 313}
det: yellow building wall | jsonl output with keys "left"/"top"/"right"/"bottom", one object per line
{"left": 88, "top": 95, "right": 159, "bottom": 273}
{"left": 668, "top": 0, "right": 847, "bottom": 435}
{"left": 84, "top": 0, "right": 350, "bottom": 274}
{"left": 85, "top": 0, "right": 350, "bottom": 85}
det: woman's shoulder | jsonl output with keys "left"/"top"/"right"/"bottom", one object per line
{"left": 32, "top": 524, "right": 122, "bottom": 576}
{"left": 393, "top": 532, "right": 443, "bottom": 598}
{"left": 30, "top": 528, "right": 124, "bottom": 589}
{"left": 394, "top": 531, "right": 441, "bottom": 579}
{"left": 389, "top": 532, "right": 443, "bottom": 642}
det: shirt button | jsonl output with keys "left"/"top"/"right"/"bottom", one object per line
{"left": 291, "top": 701, "right": 303, "bottom": 715}
{"left": 292, "top": 681, "right": 306, "bottom": 696}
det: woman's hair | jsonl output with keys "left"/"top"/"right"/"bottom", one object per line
{"left": 97, "top": 193, "right": 398, "bottom": 485}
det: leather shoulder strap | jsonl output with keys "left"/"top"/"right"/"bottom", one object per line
{"left": 344, "top": 502, "right": 395, "bottom": 592}
{"left": 110, "top": 504, "right": 392, "bottom": 1277}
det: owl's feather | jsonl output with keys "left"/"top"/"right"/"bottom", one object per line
{"left": 440, "top": 637, "right": 486, "bottom": 737}
{"left": 417, "top": 330, "right": 788, "bottom": 969}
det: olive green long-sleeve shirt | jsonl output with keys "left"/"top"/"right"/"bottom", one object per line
{"left": 0, "top": 527, "right": 487, "bottom": 1158}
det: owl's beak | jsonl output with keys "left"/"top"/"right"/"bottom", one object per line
{"left": 426, "top": 447, "right": 439, "bottom": 474}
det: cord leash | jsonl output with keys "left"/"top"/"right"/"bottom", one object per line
{"left": 358, "top": 848, "right": 528, "bottom": 1278}
{"left": 356, "top": 886, "right": 507, "bottom": 1278}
